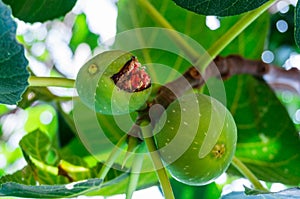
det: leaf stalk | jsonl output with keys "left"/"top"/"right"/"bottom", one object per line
{"left": 28, "top": 76, "right": 75, "bottom": 88}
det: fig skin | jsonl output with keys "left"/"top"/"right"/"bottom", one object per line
{"left": 76, "top": 50, "right": 151, "bottom": 115}
{"left": 155, "top": 94, "right": 237, "bottom": 185}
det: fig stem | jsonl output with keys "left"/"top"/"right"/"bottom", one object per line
{"left": 141, "top": 122, "right": 175, "bottom": 199}
{"left": 96, "top": 134, "right": 128, "bottom": 180}
{"left": 28, "top": 76, "right": 75, "bottom": 88}
{"left": 232, "top": 156, "right": 268, "bottom": 192}
{"left": 126, "top": 143, "right": 146, "bottom": 199}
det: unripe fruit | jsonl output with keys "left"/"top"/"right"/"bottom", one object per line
{"left": 154, "top": 94, "right": 237, "bottom": 185}
{"left": 76, "top": 50, "right": 151, "bottom": 115}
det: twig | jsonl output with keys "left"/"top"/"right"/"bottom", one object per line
{"left": 155, "top": 55, "right": 300, "bottom": 104}
{"left": 212, "top": 55, "right": 300, "bottom": 94}
{"left": 28, "top": 76, "right": 75, "bottom": 88}
{"left": 232, "top": 156, "right": 268, "bottom": 191}
{"left": 141, "top": 123, "right": 175, "bottom": 199}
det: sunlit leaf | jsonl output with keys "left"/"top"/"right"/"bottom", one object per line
{"left": 0, "top": 105, "right": 8, "bottom": 115}
{"left": 69, "top": 13, "right": 99, "bottom": 52}
{"left": 0, "top": 1, "right": 29, "bottom": 105}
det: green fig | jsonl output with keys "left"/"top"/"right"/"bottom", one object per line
{"left": 76, "top": 50, "right": 151, "bottom": 115}
{"left": 155, "top": 94, "right": 237, "bottom": 185}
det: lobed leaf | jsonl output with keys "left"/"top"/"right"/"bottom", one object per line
{"left": 0, "top": 1, "right": 29, "bottom": 105}
{"left": 225, "top": 75, "right": 300, "bottom": 185}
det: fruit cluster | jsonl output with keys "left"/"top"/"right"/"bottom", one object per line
{"left": 76, "top": 50, "right": 237, "bottom": 185}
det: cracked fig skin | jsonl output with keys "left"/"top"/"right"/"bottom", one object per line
{"left": 76, "top": 50, "right": 151, "bottom": 115}
{"left": 155, "top": 94, "right": 237, "bottom": 185}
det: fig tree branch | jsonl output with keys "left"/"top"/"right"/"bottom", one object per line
{"left": 156, "top": 55, "right": 300, "bottom": 110}
{"left": 210, "top": 55, "right": 300, "bottom": 94}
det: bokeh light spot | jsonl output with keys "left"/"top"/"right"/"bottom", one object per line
{"left": 40, "top": 111, "right": 53, "bottom": 125}
{"left": 276, "top": 20, "right": 288, "bottom": 33}
{"left": 261, "top": 50, "right": 274, "bottom": 63}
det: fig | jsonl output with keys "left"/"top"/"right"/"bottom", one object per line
{"left": 154, "top": 94, "right": 237, "bottom": 185}
{"left": 76, "top": 50, "right": 151, "bottom": 115}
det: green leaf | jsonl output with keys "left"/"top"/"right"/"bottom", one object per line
{"left": 295, "top": 0, "right": 300, "bottom": 48}
{"left": 87, "top": 171, "right": 159, "bottom": 196}
{"left": 70, "top": 13, "right": 99, "bottom": 52}
{"left": 227, "top": 76, "right": 300, "bottom": 185}
{"left": 18, "top": 128, "right": 127, "bottom": 180}
{"left": 19, "top": 130, "right": 55, "bottom": 165}
{"left": 61, "top": 137, "right": 91, "bottom": 158}
{"left": 20, "top": 130, "right": 55, "bottom": 167}
{"left": 0, "top": 166, "right": 36, "bottom": 185}
{"left": 0, "top": 1, "right": 29, "bottom": 105}
{"left": 171, "top": 179, "right": 221, "bottom": 199}
{"left": 0, "top": 175, "right": 128, "bottom": 198}
{"left": 220, "top": 13, "right": 269, "bottom": 58}
{"left": 222, "top": 188, "right": 300, "bottom": 199}
{"left": 172, "top": 0, "right": 269, "bottom": 16}
{"left": 18, "top": 130, "right": 68, "bottom": 185}
{"left": 57, "top": 110, "right": 76, "bottom": 148}
{"left": 2, "top": 0, "right": 77, "bottom": 23}
{"left": 96, "top": 112, "right": 133, "bottom": 145}
{"left": 115, "top": 0, "right": 270, "bottom": 78}
{"left": 209, "top": 6, "right": 300, "bottom": 184}
{"left": 0, "top": 128, "right": 131, "bottom": 198}
{"left": 0, "top": 104, "right": 8, "bottom": 115}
